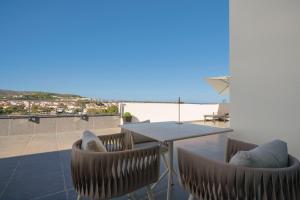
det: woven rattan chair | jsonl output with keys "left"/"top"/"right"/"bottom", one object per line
{"left": 71, "top": 133, "right": 160, "bottom": 200}
{"left": 178, "top": 138, "right": 300, "bottom": 200}
{"left": 121, "top": 122, "right": 175, "bottom": 189}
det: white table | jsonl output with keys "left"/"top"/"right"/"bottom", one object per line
{"left": 121, "top": 121, "right": 233, "bottom": 200}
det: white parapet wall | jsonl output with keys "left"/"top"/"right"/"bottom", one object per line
{"left": 121, "top": 102, "right": 228, "bottom": 123}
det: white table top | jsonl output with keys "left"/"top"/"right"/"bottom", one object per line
{"left": 121, "top": 121, "right": 233, "bottom": 142}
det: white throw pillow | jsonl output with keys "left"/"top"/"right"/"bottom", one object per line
{"left": 229, "top": 139, "right": 288, "bottom": 168}
{"left": 81, "top": 130, "right": 107, "bottom": 152}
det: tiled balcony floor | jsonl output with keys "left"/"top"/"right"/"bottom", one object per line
{"left": 0, "top": 121, "right": 229, "bottom": 200}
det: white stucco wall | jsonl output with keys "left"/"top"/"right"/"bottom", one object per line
{"left": 121, "top": 102, "right": 224, "bottom": 123}
{"left": 230, "top": 0, "right": 300, "bottom": 158}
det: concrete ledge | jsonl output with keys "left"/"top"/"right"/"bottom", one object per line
{"left": 0, "top": 113, "right": 119, "bottom": 119}
{"left": 0, "top": 115, "right": 120, "bottom": 136}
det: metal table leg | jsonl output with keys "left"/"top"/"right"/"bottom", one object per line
{"left": 166, "top": 141, "right": 174, "bottom": 200}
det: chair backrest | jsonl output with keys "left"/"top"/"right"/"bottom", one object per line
{"left": 99, "top": 132, "right": 132, "bottom": 151}
{"left": 122, "top": 120, "right": 154, "bottom": 144}
{"left": 217, "top": 103, "right": 229, "bottom": 116}
{"left": 71, "top": 134, "right": 160, "bottom": 200}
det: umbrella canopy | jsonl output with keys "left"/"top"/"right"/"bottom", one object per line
{"left": 206, "top": 76, "right": 230, "bottom": 95}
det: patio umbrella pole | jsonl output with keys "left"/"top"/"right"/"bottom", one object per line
{"left": 177, "top": 97, "right": 183, "bottom": 124}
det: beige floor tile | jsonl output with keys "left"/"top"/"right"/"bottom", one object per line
{"left": 191, "top": 120, "right": 230, "bottom": 128}
{"left": 56, "top": 128, "right": 121, "bottom": 150}
{"left": 0, "top": 135, "right": 32, "bottom": 158}
{"left": 87, "top": 128, "right": 121, "bottom": 135}
{"left": 25, "top": 134, "right": 57, "bottom": 154}
{"left": 0, "top": 151, "right": 21, "bottom": 158}
{"left": 0, "top": 124, "right": 227, "bottom": 159}
{"left": 57, "top": 132, "right": 81, "bottom": 150}
{"left": 0, "top": 135, "right": 32, "bottom": 146}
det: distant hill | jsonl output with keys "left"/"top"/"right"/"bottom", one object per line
{"left": 0, "top": 89, "right": 82, "bottom": 100}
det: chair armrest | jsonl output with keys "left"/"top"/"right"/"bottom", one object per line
{"left": 225, "top": 138, "right": 257, "bottom": 162}
{"left": 178, "top": 148, "right": 239, "bottom": 199}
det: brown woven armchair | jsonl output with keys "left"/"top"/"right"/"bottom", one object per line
{"left": 71, "top": 133, "right": 160, "bottom": 200}
{"left": 178, "top": 138, "right": 300, "bottom": 200}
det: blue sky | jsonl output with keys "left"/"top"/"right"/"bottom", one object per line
{"left": 0, "top": 0, "right": 229, "bottom": 103}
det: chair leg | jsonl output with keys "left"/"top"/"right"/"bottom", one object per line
{"left": 146, "top": 185, "right": 155, "bottom": 200}
{"left": 172, "top": 166, "right": 178, "bottom": 177}
{"left": 188, "top": 194, "right": 194, "bottom": 200}
{"left": 162, "top": 153, "right": 168, "bottom": 168}
{"left": 128, "top": 193, "right": 137, "bottom": 200}
{"left": 162, "top": 153, "right": 177, "bottom": 177}
{"left": 151, "top": 168, "right": 169, "bottom": 189}
{"left": 152, "top": 149, "right": 177, "bottom": 190}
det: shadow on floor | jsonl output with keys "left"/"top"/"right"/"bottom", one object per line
{"left": 0, "top": 134, "right": 227, "bottom": 200}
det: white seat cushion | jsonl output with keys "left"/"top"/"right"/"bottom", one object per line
{"left": 81, "top": 130, "right": 107, "bottom": 152}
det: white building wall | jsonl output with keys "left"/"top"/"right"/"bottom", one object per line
{"left": 121, "top": 102, "right": 222, "bottom": 123}
{"left": 230, "top": 0, "right": 300, "bottom": 158}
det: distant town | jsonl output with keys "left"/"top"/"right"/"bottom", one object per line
{"left": 0, "top": 89, "right": 119, "bottom": 115}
